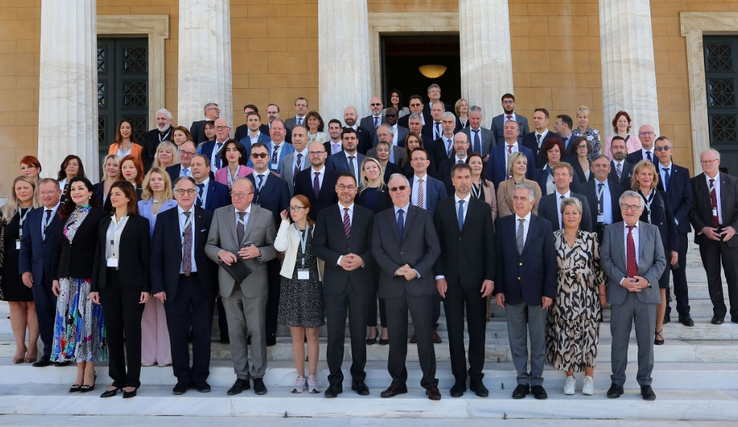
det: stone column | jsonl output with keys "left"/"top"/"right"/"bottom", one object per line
{"left": 318, "top": 0, "right": 372, "bottom": 122}
{"left": 178, "top": 0, "right": 233, "bottom": 128}
{"left": 459, "top": 0, "right": 514, "bottom": 120}
{"left": 38, "top": 0, "right": 99, "bottom": 180}
{"left": 599, "top": 0, "right": 660, "bottom": 134}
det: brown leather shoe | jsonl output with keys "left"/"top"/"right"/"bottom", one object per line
{"left": 380, "top": 385, "right": 408, "bottom": 398}
{"left": 409, "top": 334, "right": 417, "bottom": 344}
{"left": 432, "top": 330, "right": 442, "bottom": 344}
{"left": 426, "top": 386, "right": 442, "bottom": 400}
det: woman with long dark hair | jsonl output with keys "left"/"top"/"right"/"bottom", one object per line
{"left": 108, "top": 119, "right": 143, "bottom": 164}
{"left": 57, "top": 155, "right": 86, "bottom": 204}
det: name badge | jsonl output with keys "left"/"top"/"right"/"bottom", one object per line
{"left": 597, "top": 215, "right": 604, "bottom": 223}
{"left": 15, "top": 239, "right": 20, "bottom": 250}
{"left": 107, "top": 258, "right": 119, "bottom": 268}
{"left": 297, "top": 269, "right": 309, "bottom": 280}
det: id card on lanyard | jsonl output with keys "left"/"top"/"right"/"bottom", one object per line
{"left": 297, "top": 225, "right": 310, "bottom": 280}
{"left": 596, "top": 184, "right": 605, "bottom": 223}
{"left": 642, "top": 191, "right": 655, "bottom": 224}
{"left": 16, "top": 208, "right": 29, "bottom": 250}
{"left": 107, "top": 216, "right": 127, "bottom": 268}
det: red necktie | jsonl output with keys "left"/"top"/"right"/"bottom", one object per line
{"left": 626, "top": 225, "right": 637, "bottom": 277}
{"left": 710, "top": 178, "right": 720, "bottom": 227}
{"left": 506, "top": 115, "right": 512, "bottom": 121}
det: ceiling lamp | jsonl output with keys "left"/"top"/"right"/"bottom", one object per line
{"left": 418, "top": 64, "right": 447, "bottom": 79}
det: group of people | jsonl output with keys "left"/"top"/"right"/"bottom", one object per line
{"left": 1, "top": 85, "right": 736, "bottom": 404}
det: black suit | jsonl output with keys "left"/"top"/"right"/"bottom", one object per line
{"left": 537, "top": 191, "right": 594, "bottom": 232}
{"left": 371, "top": 205, "right": 441, "bottom": 390}
{"left": 626, "top": 149, "right": 655, "bottom": 165}
{"left": 294, "top": 168, "right": 339, "bottom": 220}
{"left": 52, "top": 208, "right": 109, "bottom": 280}
{"left": 347, "top": 126, "right": 373, "bottom": 155}
{"left": 638, "top": 188, "right": 679, "bottom": 290}
{"left": 151, "top": 206, "right": 217, "bottom": 385}
{"left": 190, "top": 120, "right": 208, "bottom": 145}
{"left": 313, "top": 204, "right": 375, "bottom": 387}
{"left": 91, "top": 215, "right": 150, "bottom": 388}
{"left": 580, "top": 178, "right": 624, "bottom": 243}
{"left": 431, "top": 136, "right": 454, "bottom": 174}
{"left": 433, "top": 197, "right": 495, "bottom": 386}
{"left": 142, "top": 128, "right": 173, "bottom": 171}
{"left": 609, "top": 160, "right": 634, "bottom": 188}
{"left": 571, "top": 160, "right": 595, "bottom": 185}
{"left": 521, "top": 132, "right": 553, "bottom": 169}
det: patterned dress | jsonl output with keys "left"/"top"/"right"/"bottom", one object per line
{"left": 51, "top": 207, "right": 107, "bottom": 362}
{"left": 277, "top": 225, "right": 325, "bottom": 328}
{"left": 571, "top": 126, "right": 602, "bottom": 161}
{"left": 546, "top": 229, "right": 605, "bottom": 372}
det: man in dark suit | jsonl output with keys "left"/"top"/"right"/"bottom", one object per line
{"left": 489, "top": 93, "right": 529, "bottom": 145}
{"left": 581, "top": 155, "right": 624, "bottom": 243}
{"left": 366, "top": 125, "right": 406, "bottom": 165}
{"left": 142, "top": 108, "right": 174, "bottom": 171}
{"left": 495, "top": 181, "right": 555, "bottom": 400}
{"left": 233, "top": 104, "right": 258, "bottom": 142}
{"left": 409, "top": 148, "right": 447, "bottom": 218}
{"left": 554, "top": 114, "right": 576, "bottom": 153}
{"left": 399, "top": 95, "right": 431, "bottom": 131}
{"left": 151, "top": 176, "right": 217, "bottom": 394}
{"left": 313, "top": 173, "right": 374, "bottom": 398}
{"left": 372, "top": 173, "right": 442, "bottom": 401}
{"left": 190, "top": 102, "right": 220, "bottom": 144}
{"left": 538, "top": 162, "right": 593, "bottom": 232}
{"left": 609, "top": 136, "right": 634, "bottom": 187}
{"left": 422, "top": 84, "right": 453, "bottom": 118}
{"left": 521, "top": 108, "right": 553, "bottom": 168}
{"left": 689, "top": 148, "right": 738, "bottom": 325}
{"left": 190, "top": 155, "right": 231, "bottom": 211}
{"left": 284, "top": 97, "right": 309, "bottom": 130}
{"left": 626, "top": 124, "right": 656, "bottom": 164}
{"left": 427, "top": 101, "right": 447, "bottom": 144}
{"left": 261, "top": 104, "right": 292, "bottom": 144}
{"left": 326, "top": 128, "right": 365, "bottom": 184}
{"left": 360, "top": 96, "right": 387, "bottom": 140}
{"left": 199, "top": 117, "right": 233, "bottom": 171}
{"left": 461, "top": 105, "right": 494, "bottom": 160}
{"left": 324, "top": 119, "right": 344, "bottom": 156}
{"left": 373, "top": 107, "right": 409, "bottom": 148}
{"left": 431, "top": 111, "right": 457, "bottom": 169}
{"left": 655, "top": 136, "right": 694, "bottom": 326}
{"left": 486, "top": 120, "right": 537, "bottom": 188}
{"left": 19, "top": 179, "right": 65, "bottom": 367}
{"left": 238, "top": 111, "right": 271, "bottom": 150}
{"left": 294, "top": 141, "right": 339, "bottom": 220}
{"left": 437, "top": 132, "right": 471, "bottom": 196}
{"left": 281, "top": 125, "right": 310, "bottom": 196}
{"left": 166, "top": 140, "right": 197, "bottom": 182}
{"left": 601, "top": 191, "right": 666, "bottom": 401}
{"left": 406, "top": 113, "right": 435, "bottom": 152}
{"left": 433, "top": 163, "right": 495, "bottom": 398}
{"left": 343, "top": 106, "right": 373, "bottom": 155}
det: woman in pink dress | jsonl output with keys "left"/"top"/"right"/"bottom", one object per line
{"left": 603, "top": 111, "right": 642, "bottom": 160}
{"left": 214, "top": 139, "right": 254, "bottom": 188}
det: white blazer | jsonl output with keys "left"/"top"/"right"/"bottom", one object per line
{"left": 274, "top": 220, "right": 324, "bottom": 280}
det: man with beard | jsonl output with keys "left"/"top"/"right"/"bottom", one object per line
{"left": 143, "top": 108, "right": 174, "bottom": 171}
{"left": 343, "top": 106, "right": 372, "bottom": 154}
{"left": 490, "top": 93, "right": 529, "bottom": 145}
{"left": 608, "top": 136, "right": 634, "bottom": 188}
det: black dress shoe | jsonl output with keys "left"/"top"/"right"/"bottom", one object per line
{"left": 607, "top": 383, "right": 624, "bottom": 398}
{"left": 123, "top": 388, "right": 138, "bottom": 399}
{"left": 511, "top": 384, "right": 529, "bottom": 399}
{"left": 351, "top": 381, "right": 369, "bottom": 396}
{"left": 663, "top": 313, "right": 671, "bottom": 324}
{"left": 426, "top": 386, "right": 442, "bottom": 401}
{"left": 69, "top": 384, "right": 82, "bottom": 393}
{"left": 531, "top": 385, "right": 547, "bottom": 400}
{"left": 470, "top": 382, "right": 489, "bottom": 398}
{"left": 173, "top": 382, "right": 190, "bottom": 395}
{"left": 711, "top": 315, "right": 725, "bottom": 325}
{"left": 409, "top": 334, "right": 417, "bottom": 344}
{"left": 33, "top": 358, "right": 52, "bottom": 368}
{"left": 193, "top": 381, "right": 211, "bottom": 393}
{"left": 379, "top": 338, "right": 389, "bottom": 346}
{"left": 253, "top": 378, "right": 267, "bottom": 395}
{"left": 641, "top": 385, "right": 656, "bottom": 401}
{"left": 380, "top": 384, "right": 408, "bottom": 398}
{"left": 227, "top": 379, "right": 250, "bottom": 396}
{"left": 100, "top": 387, "right": 120, "bottom": 398}
{"left": 324, "top": 384, "right": 343, "bottom": 398}
{"left": 55, "top": 361, "right": 71, "bottom": 367}
{"left": 450, "top": 383, "right": 466, "bottom": 398}
{"left": 679, "top": 315, "right": 695, "bottom": 327}
{"left": 266, "top": 334, "right": 276, "bottom": 347}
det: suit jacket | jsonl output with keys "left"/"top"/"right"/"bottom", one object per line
{"left": 284, "top": 116, "right": 301, "bottom": 130}
{"left": 537, "top": 191, "right": 594, "bottom": 232}
{"left": 142, "top": 128, "right": 173, "bottom": 171}
{"left": 495, "top": 214, "right": 556, "bottom": 306}
{"left": 326, "top": 151, "right": 366, "bottom": 183}
{"left": 372, "top": 125, "right": 409, "bottom": 148}
{"left": 486, "top": 144, "right": 537, "bottom": 189}
{"left": 190, "top": 119, "right": 209, "bottom": 145}
{"left": 409, "top": 175, "right": 447, "bottom": 218}
{"left": 609, "top": 160, "right": 634, "bottom": 188}
{"left": 294, "top": 168, "right": 339, "bottom": 220}
{"left": 52, "top": 208, "right": 109, "bottom": 280}
{"left": 250, "top": 141, "right": 294, "bottom": 175}
{"left": 91, "top": 215, "right": 151, "bottom": 292}
{"left": 461, "top": 127, "right": 494, "bottom": 156}
{"left": 233, "top": 124, "right": 249, "bottom": 143}
{"left": 20, "top": 206, "right": 61, "bottom": 286}
{"left": 341, "top": 126, "right": 373, "bottom": 155}
{"left": 280, "top": 151, "right": 310, "bottom": 196}
{"left": 657, "top": 163, "right": 693, "bottom": 234}
{"left": 521, "top": 131, "right": 554, "bottom": 168}
{"left": 432, "top": 136, "right": 455, "bottom": 168}
{"left": 433, "top": 197, "right": 495, "bottom": 288}
{"left": 580, "top": 179, "right": 624, "bottom": 225}
{"left": 496, "top": 178, "right": 542, "bottom": 217}
{"left": 238, "top": 132, "right": 271, "bottom": 155}
{"left": 204, "top": 204, "right": 277, "bottom": 298}
{"left": 600, "top": 221, "right": 666, "bottom": 305}
{"left": 199, "top": 179, "right": 231, "bottom": 212}
{"left": 150, "top": 206, "right": 217, "bottom": 300}
{"left": 534, "top": 166, "right": 581, "bottom": 197}
{"left": 690, "top": 172, "right": 738, "bottom": 247}
{"left": 355, "top": 186, "right": 393, "bottom": 213}
{"left": 436, "top": 157, "right": 468, "bottom": 196}
{"left": 246, "top": 172, "right": 290, "bottom": 224}
{"left": 626, "top": 150, "right": 655, "bottom": 165}
{"left": 490, "top": 114, "right": 529, "bottom": 145}
{"left": 371, "top": 205, "right": 441, "bottom": 298}
{"left": 360, "top": 115, "right": 387, "bottom": 139}
{"left": 166, "top": 164, "right": 184, "bottom": 183}
{"left": 313, "top": 204, "right": 375, "bottom": 295}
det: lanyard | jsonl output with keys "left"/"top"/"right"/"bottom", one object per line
{"left": 227, "top": 166, "right": 240, "bottom": 188}
{"left": 159, "top": 129, "right": 171, "bottom": 143}
{"left": 18, "top": 208, "right": 30, "bottom": 229}
{"left": 596, "top": 183, "right": 606, "bottom": 214}
{"left": 471, "top": 183, "right": 481, "bottom": 199}
{"left": 297, "top": 224, "right": 309, "bottom": 267}
{"left": 110, "top": 216, "right": 127, "bottom": 257}
{"left": 640, "top": 190, "right": 655, "bottom": 223}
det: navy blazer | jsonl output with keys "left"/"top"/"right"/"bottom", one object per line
{"left": 246, "top": 172, "right": 290, "bottom": 224}
{"left": 436, "top": 157, "right": 464, "bottom": 196}
{"left": 609, "top": 160, "right": 634, "bottom": 188}
{"left": 190, "top": 120, "right": 208, "bottom": 145}
{"left": 486, "top": 144, "right": 537, "bottom": 189}
{"left": 293, "top": 168, "right": 339, "bottom": 220}
{"left": 690, "top": 172, "right": 738, "bottom": 248}
{"left": 535, "top": 166, "right": 582, "bottom": 197}
{"left": 657, "top": 163, "right": 693, "bottom": 234}
{"left": 537, "top": 191, "right": 594, "bottom": 232}
{"left": 150, "top": 206, "right": 216, "bottom": 300}
{"left": 326, "top": 151, "right": 366, "bottom": 182}
{"left": 521, "top": 131, "right": 555, "bottom": 168}
{"left": 626, "top": 150, "right": 655, "bottom": 165}
{"left": 495, "top": 214, "right": 556, "bottom": 306}
{"left": 639, "top": 189, "right": 679, "bottom": 255}
{"left": 166, "top": 164, "right": 183, "bottom": 184}
{"left": 20, "top": 207, "right": 61, "bottom": 287}
{"left": 489, "top": 114, "right": 529, "bottom": 146}
{"left": 409, "top": 175, "right": 447, "bottom": 218}
{"left": 200, "top": 179, "right": 231, "bottom": 212}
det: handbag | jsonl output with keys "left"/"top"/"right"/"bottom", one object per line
{"left": 219, "top": 255, "right": 252, "bottom": 284}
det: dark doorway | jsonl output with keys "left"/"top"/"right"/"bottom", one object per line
{"left": 381, "top": 35, "right": 460, "bottom": 111}
{"left": 704, "top": 35, "right": 738, "bottom": 174}
{"left": 97, "top": 37, "right": 149, "bottom": 163}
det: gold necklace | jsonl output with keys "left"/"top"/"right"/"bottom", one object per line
{"left": 563, "top": 229, "right": 578, "bottom": 237}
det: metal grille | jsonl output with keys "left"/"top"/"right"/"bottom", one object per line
{"left": 123, "top": 47, "right": 147, "bottom": 73}
{"left": 123, "top": 82, "right": 147, "bottom": 107}
{"left": 705, "top": 43, "right": 732, "bottom": 71}
{"left": 710, "top": 115, "right": 737, "bottom": 143}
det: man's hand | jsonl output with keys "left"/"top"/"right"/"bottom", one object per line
{"left": 52, "top": 280, "right": 60, "bottom": 297}
{"left": 403, "top": 268, "right": 418, "bottom": 281}
{"left": 395, "top": 264, "right": 410, "bottom": 277}
{"left": 480, "top": 280, "right": 494, "bottom": 298}
{"left": 495, "top": 293, "right": 505, "bottom": 308}
{"left": 632, "top": 276, "right": 649, "bottom": 290}
{"left": 436, "top": 278, "right": 448, "bottom": 298}
{"left": 90, "top": 291, "right": 100, "bottom": 305}
{"left": 702, "top": 226, "right": 721, "bottom": 241}
{"left": 670, "top": 251, "right": 678, "bottom": 266}
{"left": 342, "top": 254, "right": 363, "bottom": 271}
{"left": 153, "top": 292, "right": 167, "bottom": 303}
{"left": 542, "top": 296, "right": 553, "bottom": 310}
{"left": 219, "top": 250, "right": 238, "bottom": 266}
{"left": 721, "top": 226, "right": 736, "bottom": 242}
{"left": 21, "top": 272, "right": 33, "bottom": 288}
{"left": 238, "top": 245, "right": 261, "bottom": 260}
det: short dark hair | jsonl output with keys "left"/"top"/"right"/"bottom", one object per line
{"left": 557, "top": 114, "right": 573, "bottom": 129}
{"left": 59, "top": 176, "right": 100, "bottom": 219}
{"left": 610, "top": 135, "right": 626, "bottom": 146}
{"left": 408, "top": 94, "right": 424, "bottom": 104}
{"left": 541, "top": 136, "right": 565, "bottom": 161}
{"left": 243, "top": 104, "right": 259, "bottom": 113}
{"left": 501, "top": 93, "right": 515, "bottom": 102}
{"left": 341, "top": 127, "right": 357, "bottom": 139}
{"left": 328, "top": 118, "right": 342, "bottom": 128}
{"left": 336, "top": 172, "right": 357, "bottom": 185}
{"left": 250, "top": 142, "right": 269, "bottom": 153}
{"left": 534, "top": 108, "right": 549, "bottom": 119}
{"left": 451, "top": 162, "right": 472, "bottom": 177}
{"left": 570, "top": 136, "right": 592, "bottom": 156}
{"left": 410, "top": 147, "right": 429, "bottom": 160}
{"left": 246, "top": 111, "right": 261, "bottom": 121}
{"left": 267, "top": 103, "right": 280, "bottom": 112}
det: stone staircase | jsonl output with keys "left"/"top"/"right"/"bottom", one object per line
{"left": 1, "top": 239, "right": 738, "bottom": 421}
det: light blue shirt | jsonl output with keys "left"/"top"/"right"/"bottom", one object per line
{"left": 40, "top": 202, "right": 60, "bottom": 239}
{"left": 659, "top": 162, "right": 672, "bottom": 192}
{"left": 196, "top": 177, "right": 210, "bottom": 208}
{"left": 595, "top": 178, "right": 613, "bottom": 225}
{"left": 177, "top": 205, "right": 197, "bottom": 273}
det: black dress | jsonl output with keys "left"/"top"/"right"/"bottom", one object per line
{"left": 0, "top": 209, "right": 33, "bottom": 302}
{"left": 277, "top": 227, "right": 324, "bottom": 328}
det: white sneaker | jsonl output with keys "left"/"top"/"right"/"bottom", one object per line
{"left": 563, "top": 376, "right": 576, "bottom": 395}
{"left": 582, "top": 375, "right": 594, "bottom": 396}
{"left": 291, "top": 375, "right": 307, "bottom": 393}
{"left": 307, "top": 375, "right": 320, "bottom": 394}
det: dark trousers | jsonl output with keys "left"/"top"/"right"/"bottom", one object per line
{"left": 216, "top": 297, "right": 228, "bottom": 341}
{"left": 31, "top": 278, "right": 57, "bottom": 360}
{"left": 443, "top": 285, "right": 487, "bottom": 385}
{"left": 667, "top": 233, "right": 690, "bottom": 317}
{"left": 165, "top": 274, "right": 214, "bottom": 384}
{"left": 431, "top": 293, "right": 441, "bottom": 330}
{"left": 385, "top": 293, "right": 438, "bottom": 389}
{"left": 367, "top": 269, "right": 386, "bottom": 327}
{"left": 265, "top": 259, "right": 281, "bottom": 339}
{"left": 699, "top": 239, "right": 738, "bottom": 319}
{"left": 99, "top": 270, "right": 144, "bottom": 388}
{"left": 325, "top": 287, "right": 368, "bottom": 386}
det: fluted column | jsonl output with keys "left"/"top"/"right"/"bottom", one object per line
{"left": 600, "top": 0, "right": 660, "bottom": 133}
{"left": 38, "top": 0, "right": 99, "bottom": 180}
{"left": 459, "top": 0, "right": 514, "bottom": 119}
{"left": 318, "top": 0, "right": 372, "bottom": 122}
{"left": 178, "top": 0, "right": 233, "bottom": 127}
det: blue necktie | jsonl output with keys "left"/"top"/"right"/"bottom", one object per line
{"left": 646, "top": 151, "right": 653, "bottom": 163}
{"left": 662, "top": 167, "right": 670, "bottom": 192}
{"left": 397, "top": 209, "right": 405, "bottom": 240}
{"left": 196, "top": 183, "right": 205, "bottom": 207}
{"left": 457, "top": 200, "right": 465, "bottom": 231}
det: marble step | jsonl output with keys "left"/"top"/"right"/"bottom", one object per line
{"left": 2, "top": 383, "right": 738, "bottom": 420}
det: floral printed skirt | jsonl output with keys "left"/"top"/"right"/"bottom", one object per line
{"left": 51, "top": 277, "right": 107, "bottom": 363}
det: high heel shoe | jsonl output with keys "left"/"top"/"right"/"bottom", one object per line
{"left": 80, "top": 374, "right": 97, "bottom": 393}
{"left": 69, "top": 384, "right": 82, "bottom": 393}
{"left": 12, "top": 347, "right": 26, "bottom": 364}
{"left": 24, "top": 351, "right": 38, "bottom": 364}
{"left": 654, "top": 329, "right": 665, "bottom": 345}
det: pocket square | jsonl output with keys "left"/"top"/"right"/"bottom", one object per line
{"left": 200, "top": 229, "right": 207, "bottom": 232}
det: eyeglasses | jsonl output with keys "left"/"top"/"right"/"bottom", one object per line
{"left": 577, "top": 145, "right": 588, "bottom": 149}
{"left": 370, "top": 103, "right": 382, "bottom": 107}
{"left": 308, "top": 151, "right": 325, "bottom": 156}
{"left": 639, "top": 131, "right": 654, "bottom": 136}
{"left": 251, "top": 153, "right": 269, "bottom": 159}
{"left": 289, "top": 206, "right": 307, "bottom": 212}
{"left": 389, "top": 185, "right": 409, "bottom": 192}
{"left": 180, "top": 151, "right": 196, "bottom": 157}
{"left": 502, "top": 100, "right": 515, "bottom": 105}
{"left": 701, "top": 159, "right": 719, "bottom": 164}
{"left": 620, "top": 204, "right": 641, "bottom": 212}
{"left": 215, "top": 126, "right": 229, "bottom": 130}
{"left": 295, "top": 103, "right": 307, "bottom": 108}
{"left": 385, "top": 114, "right": 397, "bottom": 118}
{"left": 337, "top": 185, "right": 356, "bottom": 191}
{"left": 174, "top": 189, "right": 198, "bottom": 196}
{"left": 231, "top": 191, "right": 253, "bottom": 198}
{"left": 654, "top": 146, "right": 671, "bottom": 151}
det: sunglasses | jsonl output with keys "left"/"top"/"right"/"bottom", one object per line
{"left": 251, "top": 153, "right": 269, "bottom": 159}
{"left": 389, "top": 185, "right": 408, "bottom": 192}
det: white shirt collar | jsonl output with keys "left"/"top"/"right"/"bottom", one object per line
{"left": 177, "top": 205, "right": 194, "bottom": 216}
{"left": 659, "top": 162, "right": 672, "bottom": 170}
{"left": 394, "top": 203, "right": 411, "bottom": 214}
{"left": 624, "top": 221, "right": 639, "bottom": 229}
{"left": 455, "top": 155, "right": 467, "bottom": 163}
{"left": 311, "top": 165, "right": 326, "bottom": 174}
{"left": 454, "top": 193, "right": 472, "bottom": 205}
{"left": 235, "top": 204, "right": 252, "bottom": 215}
{"left": 515, "top": 211, "right": 532, "bottom": 222}
{"left": 706, "top": 171, "right": 720, "bottom": 182}
{"left": 338, "top": 202, "right": 354, "bottom": 212}
{"left": 414, "top": 173, "right": 428, "bottom": 182}
{"left": 556, "top": 189, "right": 571, "bottom": 198}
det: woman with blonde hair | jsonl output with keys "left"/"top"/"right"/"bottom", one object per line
{"left": 455, "top": 98, "right": 470, "bottom": 130}
{"left": 152, "top": 140, "right": 180, "bottom": 170}
{"left": 571, "top": 105, "right": 601, "bottom": 160}
{"left": 93, "top": 154, "right": 121, "bottom": 213}
{"left": 1, "top": 176, "right": 41, "bottom": 363}
{"left": 497, "top": 152, "right": 542, "bottom": 217}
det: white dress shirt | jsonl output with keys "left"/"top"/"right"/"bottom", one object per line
{"left": 455, "top": 193, "right": 471, "bottom": 223}
{"left": 292, "top": 148, "right": 309, "bottom": 172}
{"left": 249, "top": 131, "right": 262, "bottom": 146}
{"left": 706, "top": 172, "right": 723, "bottom": 224}
{"left": 594, "top": 178, "right": 613, "bottom": 224}
{"left": 311, "top": 166, "right": 326, "bottom": 191}
{"left": 412, "top": 174, "right": 428, "bottom": 209}
{"left": 105, "top": 215, "right": 129, "bottom": 260}
{"left": 555, "top": 190, "right": 571, "bottom": 228}
{"left": 40, "top": 202, "right": 60, "bottom": 239}
{"left": 534, "top": 129, "right": 549, "bottom": 148}
{"left": 196, "top": 177, "right": 210, "bottom": 207}
{"left": 641, "top": 147, "right": 655, "bottom": 161}
{"left": 336, "top": 202, "right": 355, "bottom": 266}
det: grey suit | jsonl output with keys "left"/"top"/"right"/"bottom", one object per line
{"left": 205, "top": 204, "right": 277, "bottom": 380}
{"left": 372, "top": 125, "right": 409, "bottom": 147}
{"left": 601, "top": 221, "right": 666, "bottom": 387}
{"left": 284, "top": 116, "right": 306, "bottom": 131}
{"left": 280, "top": 151, "right": 309, "bottom": 196}
{"left": 367, "top": 146, "right": 406, "bottom": 164}
{"left": 461, "top": 126, "right": 495, "bottom": 155}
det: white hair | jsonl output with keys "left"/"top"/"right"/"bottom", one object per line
{"left": 156, "top": 108, "right": 173, "bottom": 121}
{"left": 513, "top": 182, "right": 535, "bottom": 201}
